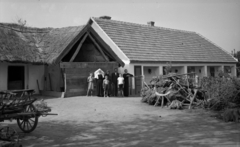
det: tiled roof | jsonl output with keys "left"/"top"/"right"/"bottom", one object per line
{"left": 93, "top": 18, "right": 237, "bottom": 63}
{"left": 0, "top": 23, "right": 84, "bottom": 64}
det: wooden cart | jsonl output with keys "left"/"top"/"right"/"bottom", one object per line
{"left": 0, "top": 89, "right": 57, "bottom": 133}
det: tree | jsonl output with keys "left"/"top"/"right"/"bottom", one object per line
{"left": 232, "top": 49, "right": 240, "bottom": 77}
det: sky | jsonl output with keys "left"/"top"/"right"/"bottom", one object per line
{"left": 0, "top": 0, "right": 240, "bottom": 54}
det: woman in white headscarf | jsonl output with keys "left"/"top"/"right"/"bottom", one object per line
{"left": 95, "top": 69, "right": 104, "bottom": 97}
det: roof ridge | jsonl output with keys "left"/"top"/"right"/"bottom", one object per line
{"left": 0, "top": 23, "right": 85, "bottom": 33}
{"left": 52, "top": 25, "right": 85, "bottom": 29}
{"left": 0, "top": 23, "right": 52, "bottom": 33}
{"left": 92, "top": 17, "right": 196, "bottom": 34}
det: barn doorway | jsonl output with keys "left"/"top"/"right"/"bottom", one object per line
{"left": 8, "top": 66, "right": 25, "bottom": 90}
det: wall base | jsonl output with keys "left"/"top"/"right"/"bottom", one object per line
{"left": 40, "top": 90, "right": 64, "bottom": 98}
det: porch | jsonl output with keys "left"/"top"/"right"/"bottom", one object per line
{"left": 141, "top": 65, "right": 236, "bottom": 84}
{"left": 129, "top": 64, "right": 236, "bottom": 96}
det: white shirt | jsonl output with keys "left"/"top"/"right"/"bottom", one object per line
{"left": 117, "top": 77, "right": 124, "bottom": 85}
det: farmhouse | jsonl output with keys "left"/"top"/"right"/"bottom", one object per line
{"left": 88, "top": 17, "right": 237, "bottom": 95}
{"left": 0, "top": 16, "right": 237, "bottom": 97}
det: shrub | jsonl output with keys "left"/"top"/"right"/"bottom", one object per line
{"left": 201, "top": 77, "right": 240, "bottom": 110}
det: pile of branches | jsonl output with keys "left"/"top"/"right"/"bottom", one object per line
{"left": 141, "top": 73, "right": 206, "bottom": 109}
{"left": 141, "top": 72, "right": 240, "bottom": 122}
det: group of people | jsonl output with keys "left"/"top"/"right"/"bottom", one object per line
{"left": 87, "top": 68, "right": 133, "bottom": 97}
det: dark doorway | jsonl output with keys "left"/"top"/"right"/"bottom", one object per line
{"left": 210, "top": 67, "right": 215, "bottom": 77}
{"left": 134, "top": 66, "right": 142, "bottom": 96}
{"left": 8, "top": 66, "right": 25, "bottom": 90}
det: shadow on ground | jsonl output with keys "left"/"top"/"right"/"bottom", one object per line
{"left": 5, "top": 111, "right": 240, "bottom": 147}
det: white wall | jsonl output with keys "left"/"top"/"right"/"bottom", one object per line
{"left": 28, "top": 65, "right": 45, "bottom": 94}
{"left": 195, "top": 66, "right": 204, "bottom": 78}
{"left": 0, "top": 62, "right": 44, "bottom": 94}
{"left": 143, "top": 66, "right": 159, "bottom": 83}
{"left": 170, "top": 66, "right": 184, "bottom": 74}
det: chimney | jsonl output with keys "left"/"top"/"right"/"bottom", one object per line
{"left": 99, "top": 16, "right": 111, "bottom": 20}
{"left": 147, "top": 21, "right": 155, "bottom": 26}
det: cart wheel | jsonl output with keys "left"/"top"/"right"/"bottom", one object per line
{"left": 17, "top": 104, "right": 38, "bottom": 133}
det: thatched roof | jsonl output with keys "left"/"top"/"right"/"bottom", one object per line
{"left": 0, "top": 23, "right": 84, "bottom": 64}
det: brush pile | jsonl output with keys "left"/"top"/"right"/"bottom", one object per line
{"left": 141, "top": 73, "right": 206, "bottom": 109}
{"left": 141, "top": 72, "right": 240, "bottom": 122}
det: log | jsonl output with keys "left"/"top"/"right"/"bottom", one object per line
{"left": 48, "top": 73, "right": 53, "bottom": 91}
{"left": 189, "top": 89, "right": 198, "bottom": 109}
{"left": 37, "top": 80, "right": 40, "bottom": 92}
{"left": 144, "top": 81, "right": 150, "bottom": 89}
{"left": 70, "top": 33, "right": 88, "bottom": 62}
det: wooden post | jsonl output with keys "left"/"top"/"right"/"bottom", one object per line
{"left": 161, "top": 96, "right": 164, "bottom": 108}
{"left": 37, "top": 80, "right": 40, "bottom": 93}
{"left": 155, "top": 91, "right": 171, "bottom": 107}
{"left": 64, "top": 73, "right": 67, "bottom": 93}
{"left": 48, "top": 73, "right": 53, "bottom": 91}
{"left": 189, "top": 89, "right": 198, "bottom": 109}
{"left": 61, "top": 68, "right": 65, "bottom": 92}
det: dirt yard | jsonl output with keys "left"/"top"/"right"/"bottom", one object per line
{"left": 1, "top": 96, "right": 240, "bottom": 147}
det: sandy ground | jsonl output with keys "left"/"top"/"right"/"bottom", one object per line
{"left": 1, "top": 96, "right": 240, "bottom": 147}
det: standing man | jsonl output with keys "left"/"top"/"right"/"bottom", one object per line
{"left": 111, "top": 68, "right": 119, "bottom": 97}
{"left": 123, "top": 69, "right": 133, "bottom": 97}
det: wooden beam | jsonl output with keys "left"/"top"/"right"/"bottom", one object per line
{"left": 88, "top": 33, "right": 109, "bottom": 62}
{"left": 60, "top": 62, "right": 117, "bottom": 68}
{"left": 70, "top": 33, "right": 88, "bottom": 62}
{"left": 64, "top": 73, "right": 67, "bottom": 93}
{"left": 88, "top": 27, "right": 124, "bottom": 66}
{"left": 56, "top": 25, "right": 90, "bottom": 63}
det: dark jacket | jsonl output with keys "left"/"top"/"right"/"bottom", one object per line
{"left": 111, "top": 72, "right": 119, "bottom": 84}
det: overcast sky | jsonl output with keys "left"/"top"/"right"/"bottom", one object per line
{"left": 0, "top": 0, "right": 239, "bottom": 53}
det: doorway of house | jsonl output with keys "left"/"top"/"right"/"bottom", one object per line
{"left": 134, "top": 66, "right": 142, "bottom": 96}
{"left": 8, "top": 66, "right": 25, "bottom": 90}
{"left": 210, "top": 67, "right": 215, "bottom": 77}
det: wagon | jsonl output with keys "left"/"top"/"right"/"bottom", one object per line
{"left": 0, "top": 89, "right": 57, "bottom": 133}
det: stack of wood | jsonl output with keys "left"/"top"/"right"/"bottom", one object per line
{"left": 141, "top": 73, "right": 206, "bottom": 109}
